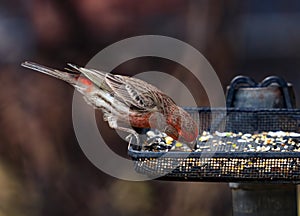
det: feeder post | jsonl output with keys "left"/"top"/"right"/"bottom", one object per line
{"left": 227, "top": 76, "right": 298, "bottom": 216}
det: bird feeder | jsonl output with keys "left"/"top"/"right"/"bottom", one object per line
{"left": 128, "top": 76, "right": 299, "bottom": 215}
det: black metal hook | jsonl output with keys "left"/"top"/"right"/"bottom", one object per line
{"left": 260, "top": 76, "right": 293, "bottom": 109}
{"left": 226, "top": 75, "right": 294, "bottom": 109}
{"left": 226, "top": 76, "right": 257, "bottom": 108}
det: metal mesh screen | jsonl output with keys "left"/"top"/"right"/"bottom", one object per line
{"left": 128, "top": 108, "right": 300, "bottom": 182}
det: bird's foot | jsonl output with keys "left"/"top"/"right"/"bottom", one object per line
{"left": 126, "top": 133, "right": 143, "bottom": 151}
{"left": 125, "top": 133, "right": 140, "bottom": 145}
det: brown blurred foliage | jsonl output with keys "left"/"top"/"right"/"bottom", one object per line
{"left": 1, "top": 0, "right": 300, "bottom": 215}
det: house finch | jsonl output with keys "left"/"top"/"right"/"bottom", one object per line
{"left": 21, "top": 61, "right": 199, "bottom": 148}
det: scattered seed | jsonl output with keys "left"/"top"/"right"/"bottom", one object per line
{"left": 175, "top": 142, "right": 183, "bottom": 148}
{"left": 165, "top": 136, "right": 174, "bottom": 145}
{"left": 142, "top": 130, "right": 300, "bottom": 153}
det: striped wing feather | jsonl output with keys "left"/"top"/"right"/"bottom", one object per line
{"left": 105, "top": 74, "right": 163, "bottom": 111}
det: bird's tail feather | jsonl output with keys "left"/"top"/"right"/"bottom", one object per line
{"left": 21, "top": 61, "right": 77, "bottom": 85}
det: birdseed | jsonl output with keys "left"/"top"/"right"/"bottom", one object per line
{"left": 141, "top": 130, "right": 300, "bottom": 153}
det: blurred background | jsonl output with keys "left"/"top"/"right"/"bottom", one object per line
{"left": 1, "top": 0, "right": 300, "bottom": 215}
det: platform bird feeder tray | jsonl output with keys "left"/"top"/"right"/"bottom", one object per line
{"left": 128, "top": 76, "right": 300, "bottom": 183}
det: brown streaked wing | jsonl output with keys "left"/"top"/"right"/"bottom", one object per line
{"left": 105, "top": 74, "right": 162, "bottom": 111}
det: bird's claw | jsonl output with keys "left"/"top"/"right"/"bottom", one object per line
{"left": 125, "top": 133, "right": 139, "bottom": 143}
{"left": 126, "top": 133, "right": 141, "bottom": 147}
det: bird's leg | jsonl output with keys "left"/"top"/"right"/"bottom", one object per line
{"left": 107, "top": 116, "right": 141, "bottom": 147}
{"left": 125, "top": 133, "right": 140, "bottom": 147}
